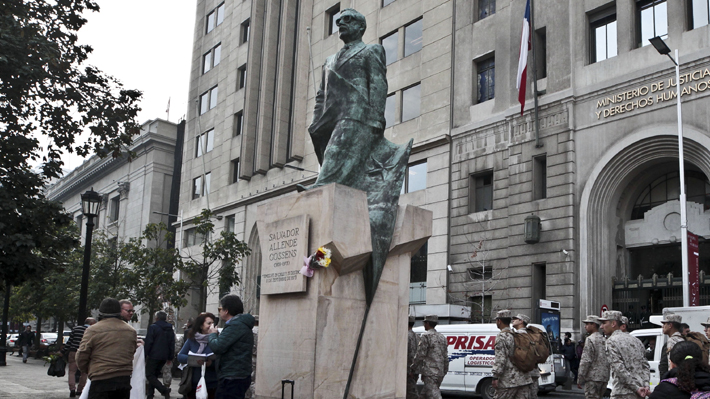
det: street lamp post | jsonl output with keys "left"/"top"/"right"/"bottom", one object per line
{"left": 650, "top": 36, "right": 689, "bottom": 307}
{"left": 78, "top": 188, "right": 102, "bottom": 325}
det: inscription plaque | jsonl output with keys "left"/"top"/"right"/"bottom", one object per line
{"left": 257, "top": 214, "right": 309, "bottom": 295}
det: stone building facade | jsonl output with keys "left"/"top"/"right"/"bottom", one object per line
{"left": 183, "top": 0, "right": 710, "bottom": 333}
{"left": 45, "top": 118, "right": 183, "bottom": 331}
{"left": 180, "top": 0, "right": 457, "bottom": 320}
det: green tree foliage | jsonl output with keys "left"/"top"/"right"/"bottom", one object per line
{"left": 182, "top": 209, "right": 251, "bottom": 311}
{"left": 122, "top": 223, "right": 191, "bottom": 325}
{"left": 0, "top": 0, "right": 142, "bottom": 288}
{"left": 87, "top": 231, "right": 130, "bottom": 311}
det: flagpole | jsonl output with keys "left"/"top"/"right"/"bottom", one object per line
{"left": 529, "top": 0, "right": 542, "bottom": 148}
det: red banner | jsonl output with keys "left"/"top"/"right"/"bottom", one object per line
{"left": 689, "top": 231, "right": 700, "bottom": 306}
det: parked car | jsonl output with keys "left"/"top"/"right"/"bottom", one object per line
{"left": 38, "top": 333, "right": 58, "bottom": 348}
{"left": 5, "top": 333, "right": 19, "bottom": 348}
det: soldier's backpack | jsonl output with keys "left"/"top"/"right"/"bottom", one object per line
{"left": 509, "top": 325, "right": 551, "bottom": 373}
{"left": 685, "top": 331, "right": 710, "bottom": 365}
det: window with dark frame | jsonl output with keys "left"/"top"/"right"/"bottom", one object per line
{"left": 225, "top": 215, "right": 236, "bottom": 233}
{"left": 401, "top": 161, "right": 427, "bottom": 194}
{"left": 241, "top": 19, "right": 250, "bottom": 44}
{"left": 532, "top": 262, "right": 547, "bottom": 307}
{"left": 590, "top": 8, "right": 617, "bottom": 63}
{"left": 637, "top": 0, "right": 667, "bottom": 47}
{"left": 534, "top": 28, "right": 547, "bottom": 78}
{"left": 206, "top": 3, "right": 225, "bottom": 34}
{"left": 110, "top": 196, "right": 120, "bottom": 222}
{"left": 467, "top": 267, "right": 493, "bottom": 280}
{"left": 690, "top": 0, "right": 710, "bottom": 29}
{"left": 216, "top": 3, "right": 225, "bottom": 25}
{"left": 231, "top": 159, "right": 240, "bottom": 184}
{"left": 410, "top": 242, "right": 427, "bottom": 283}
{"left": 385, "top": 93, "right": 396, "bottom": 128}
{"left": 533, "top": 154, "right": 547, "bottom": 200}
{"left": 204, "top": 172, "right": 211, "bottom": 196}
{"left": 478, "top": 0, "right": 496, "bottom": 21}
{"left": 192, "top": 176, "right": 202, "bottom": 199}
{"left": 196, "top": 129, "right": 214, "bottom": 157}
{"left": 200, "top": 87, "right": 218, "bottom": 115}
{"left": 470, "top": 171, "right": 493, "bottom": 212}
{"left": 381, "top": 31, "right": 399, "bottom": 66}
{"left": 327, "top": 4, "right": 341, "bottom": 37}
{"left": 470, "top": 295, "right": 493, "bottom": 323}
{"left": 203, "top": 43, "right": 221, "bottom": 74}
{"left": 404, "top": 19, "right": 423, "bottom": 57}
{"left": 476, "top": 56, "right": 495, "bottom": 103}
{"left": 401, "top": 83, "right": 421, "bottom": 122}
{"left": 237, "top": 65, "right": 246, "bottom": 89}
{"left": 234, "top": 111, "right": 243, "bottom": 136}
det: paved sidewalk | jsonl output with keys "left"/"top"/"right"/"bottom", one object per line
{"left": 0, "top": 354, "right": 178, "bottom": 399}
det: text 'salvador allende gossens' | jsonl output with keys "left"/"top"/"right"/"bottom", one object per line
{"left": 267, "top": 228, "right": 300, "bottom": 265}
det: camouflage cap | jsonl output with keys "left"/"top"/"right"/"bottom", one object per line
{"left": 661, "top": 313, "right": 682, "bottom": 324}
{"left": 621, "top": 316, "right": 628, "bottom": 326}
{"left": 408, "top": 315, "right": 415, "bottom": 323}
{"left": 512, "top": 314, "right": 531, "bottom": 324}
{"left": 598, "top": 310, "right": 623, "bottom": 322}
{"left": 496, "top": 310, "right": 512, "bottom": 319}
{"left": 424, "top": 315, "right": 438, "bottom": 323}
{"left": 582, "top": 315, "right": 600, "bottom": 325}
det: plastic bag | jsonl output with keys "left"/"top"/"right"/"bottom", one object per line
{"left": 195, "top": 364, "right": 208, "bottom": 399}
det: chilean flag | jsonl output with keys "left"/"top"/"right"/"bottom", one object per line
{"left": 516, "top": 0, "right": 532, "bottom": 115}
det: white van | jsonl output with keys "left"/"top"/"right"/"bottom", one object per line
{"left": 413, "top": 323, "right": 556, "bottom": 399}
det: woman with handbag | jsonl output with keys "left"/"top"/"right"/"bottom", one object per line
{"left": 178, "top": 312, "right": 219, "bottom": 399}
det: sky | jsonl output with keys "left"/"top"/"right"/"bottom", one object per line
{"left": 61, "top": 0, "right": 197, "bottom": 171}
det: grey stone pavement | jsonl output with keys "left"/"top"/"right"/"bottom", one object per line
{"left": 0, "top": 351, "right": 584, "bottom": 399}
{"left": 0, "top": 352, "right": 178, "bottom": 399}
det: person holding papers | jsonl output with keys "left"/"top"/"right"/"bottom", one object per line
{"left": 178, "top": 312, "right": 218, "bottom": 399}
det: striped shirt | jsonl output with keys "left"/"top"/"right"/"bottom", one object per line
{"left": 62, "top": 324, "right": 88, "bottom": 353}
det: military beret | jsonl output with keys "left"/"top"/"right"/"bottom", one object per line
{"left": 496, "top": 310, "right": 512, "bottom": 319}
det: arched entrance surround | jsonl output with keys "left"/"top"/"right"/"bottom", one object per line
{"left": 579, "top": 125, "right": 710, "bottom": 319}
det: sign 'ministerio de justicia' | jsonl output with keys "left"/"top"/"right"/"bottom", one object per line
{"left": 257, "top": 215, "right": 308, "bottom": 295}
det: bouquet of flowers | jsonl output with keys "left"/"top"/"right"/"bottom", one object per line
{"left": 299, "top": 246, "right": 332, "bottom": 277}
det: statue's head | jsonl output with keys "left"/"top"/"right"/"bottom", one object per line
{"left": 336, "top": 8, "right": 366, "bottom": 43}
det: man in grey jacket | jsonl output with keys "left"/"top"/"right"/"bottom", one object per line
{"left": 599, "top": 310, "right": 650, "bottom": 399}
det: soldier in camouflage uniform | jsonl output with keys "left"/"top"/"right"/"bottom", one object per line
{"left": 512, "top": 314, "right": 539, "bottom": 399}
{"left": 661, "top": 313, "right": 684, "bottom": 365}
{"left": 412, "top": 315, "right": 448, "bottom": 399}
{"left": 701, "top": 317, "right": 710, "bottom": 340}
{"left": 599, "top": 310, "right": 650, "bottom": 399}
{"left": 492, "top": 310, "right": 531, "bottom": 399}
{"left": 620, "top": 316, "right": 629, "bottom": 333}
{"left": 408, "top": 315, "right": 421, "bottom": 399}
{"left": 577, "top": 315, "right": 610, "bottom": 399}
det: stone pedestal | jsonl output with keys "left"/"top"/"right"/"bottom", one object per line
{"left": 254, "top": 184, "right": 432, "bottom": 399}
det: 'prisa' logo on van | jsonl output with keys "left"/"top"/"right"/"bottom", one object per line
{"left": 446, "top": 335, "right": 496, "bottom": 362}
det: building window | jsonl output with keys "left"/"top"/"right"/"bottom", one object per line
{"left": 225, "top": 215, "right": 236, "bottom": 233}
{"left": 204, "top": 44, "right": 222, "bottom": 73}
{"left": 470, "top": 295, "right": 493, "bottom": 323}
{"left": 690, "top": 0, "right": 710, "bottom": 29}
{"left": 206, "top": 3, "right": 225, "bottom": 34}
{"left": 532, "top": 262, "right": 547, "bottom": 311}
{"left": 75, "top": 215, "right": 82, "bottom": 227}
{"left": 401, "top": 83, "right": 421, "bottom": 122}
{"left": 470, "top": 171, "right": 493, "bottom": 212}
{"left": 234, "top": 111, "right": 243, "bottom": 136}
{"left": 478, "top": 0, "right": 496, "bottom": 21}
{"left": 535, "top": 28, "right": 547, "bottom": 78}
{"left": 200, "top": 86, "right": 218, "bottom": 115}
{"left": 402, "top": 161, "right": 427, "bottom": 194}
{"left": 631, "top": 170, "right": 710, "bottom": 220}
{"left": 409, "top": 242, "right": 427, "bottom": 304}
{"left": 383, "top": 0, "right": 396, "bottom": 6}
{"left": 475, "top": 56, "right": 495, "bottom": 104}
{"left": 381, "top": 31, "right": 399, "bottom": 66}
{"left": 231, "top": 159, "right": 240, "bottom": 184}
{"left": 109, "top": 196, "right": 120, "bottom": 222}
{"left": 533, "top": 155, "right": 547, "bottom": 200}
{"left": 327, "top": 4, "right": 341, "bottom": 37}
{"left": 196, "top": 129, "right": 214, "bottom": 157}
{"left": 637, "top": 0, "right": 667, "bottom": 47}
{"left": 468, "top": 267, "right": 493, "bottom": 280}
{"left": 384, "top": 93, "right": 396, "bottom": 128}
{"left": 404, "top": 19, "right": 423, "bottom": 57}
{"left": 590, "top": 9, "right": 617, "bottom": 63}
{"left": 237, "top": 65, "right": 246, "bottom": 89}
{"left": 183, "top": 228, "right": 207, "bottom": 247}
{"left": 192, "top": 172, "right": 211, "bottom": 199}
{"left": 241, "top": 19, "right": 250, "bottom": 44}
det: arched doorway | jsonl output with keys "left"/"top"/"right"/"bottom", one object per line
{"left": 579, "top": 125, "right": 710, "bottom": 322}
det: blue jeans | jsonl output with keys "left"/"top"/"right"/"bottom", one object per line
{"left": 22, "top": 345, "right": 29, "bottom": 361}
{"left": 216, "top": 377, "right": 250, "bottom": 399}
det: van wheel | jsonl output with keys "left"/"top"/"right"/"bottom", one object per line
{"left": 480, "top": 378, "right": 496, "bottom": 399}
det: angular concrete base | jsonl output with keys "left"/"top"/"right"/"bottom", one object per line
{"left": 255, "top": 184, "right": 432, "bottom": 399}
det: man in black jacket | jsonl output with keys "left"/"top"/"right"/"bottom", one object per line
{"left": 145, "top": 311, "right": 175, "bottom": 399}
